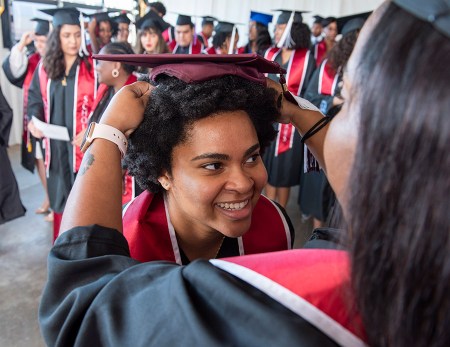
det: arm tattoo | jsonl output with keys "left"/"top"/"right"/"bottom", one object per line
{"left": 79, "top": 153, "right": 95, "bottom": 176}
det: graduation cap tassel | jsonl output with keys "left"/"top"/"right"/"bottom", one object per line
{"left": 277, "top": 11, "right": 295, "bottom": 49}
{"left": 79, "top": 12, "right": 89, "bottom": 56}
{"left": 228, "top": 26, "right": 237, "bottom": 54}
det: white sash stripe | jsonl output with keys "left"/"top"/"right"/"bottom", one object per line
{"left": 262, "top": 195, "right": 292, "bottom": 249}
{"left": 163, "top": 195, "right": 182, "bottom": 265}
{"left": 210, "top": 259, "right": 367, "bottom": 347}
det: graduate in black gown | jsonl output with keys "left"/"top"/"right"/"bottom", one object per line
{"left": 0, "top": 86, "right": 26, "bottom": 224}
{"left": 39, "top": 2, "right": 450, "bottom": 344}
{"left": 27, "top": 7, "right": 96, "bottom": 240}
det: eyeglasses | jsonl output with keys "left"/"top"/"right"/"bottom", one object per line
{"left": 99, "top": 29, "right": 112, "bottom": 33}
{"left": 118, "top": 29, "right": 129, "bottom": 33}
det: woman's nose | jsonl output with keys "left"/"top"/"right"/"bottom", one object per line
{"left": 225, "top": 167, "right": 254, "bottom": 193}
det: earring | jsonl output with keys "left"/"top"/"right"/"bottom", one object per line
{"left": 112, "top": 69, "right": 119, "bottom": 78}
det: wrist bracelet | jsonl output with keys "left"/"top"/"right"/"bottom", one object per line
{"left": 301, "top": 116, "right": 332, "bottom": 144}
{"left": 80, "top": 123, "right": 127, "bottom": 157}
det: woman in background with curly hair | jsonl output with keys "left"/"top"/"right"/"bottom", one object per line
{"left": 27, "top": 8, "right": 96, "bottom": 240}
{"left": 121, "top": 73, "right": 294, "bottom": 264}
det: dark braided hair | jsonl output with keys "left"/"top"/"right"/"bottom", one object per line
{"left": 124, "top": 75, "right": 279, "bottom": 193}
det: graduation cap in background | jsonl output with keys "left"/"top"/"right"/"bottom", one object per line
{"left": 31, "top": 18, "right": 50, "bottom": 36}
{"left": 201, "top": 16, "right": 217, "bottom": 26}
{"left": 312, "top": 15, "right": 324, "bottom": 25}
{"left": 273, "top": 9, "right": 310, "bottom": 48}
{"left": 113, "top": 12, "right": 131, "bottom": 25}
{"left": 176, "top": 14, "right": 194, "bottom": 26}
{"left": 393, "top": 0, "right": 450, "bottom": 38}
{"left": 337, "top": 12, "right": 371, "bottom": 35}
{"left": 274, "top": 9, "right": 309, "bottom": 25}
{"left": 321, "top": 16, "right": 337, "bottom": 27}
{"left": 39, "top": 7, "right": 88, "bottom": 55}
{"left": 136, "top": 10, "right": 170, "bottom": 31}
{"left": 39, "top": 7, "right": 84, "bottom": 27}
{"left": 249, "top": 11, "right": 273, "bottom": 27}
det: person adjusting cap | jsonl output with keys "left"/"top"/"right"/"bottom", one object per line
{"left": 136, "top": 10, "right": 169, "bottom": 31}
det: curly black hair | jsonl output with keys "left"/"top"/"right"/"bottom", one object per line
{"left": 124, "top": 75, "right": 280, "bottom": 193}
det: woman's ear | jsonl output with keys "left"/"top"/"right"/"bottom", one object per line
{"left": 114, "top": 62, "right": 121, "bottom": 72}
{"left": 157, "top": 171, "right": 171, "bottom": 190}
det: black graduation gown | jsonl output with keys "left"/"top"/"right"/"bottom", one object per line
{"left": 39, "top": 225, "right": 345, "bottom": 347}
{"left": 0, "top": 86, "right": 26, "bottom": 224}
{"left": 300, "top": 66, "right": 342, "bottom": 221}
{"left": 27, "top": 64, "right": 78, "bottom": 213}
{"left": 263, "top": 52, "right": 315, "bottom": 187}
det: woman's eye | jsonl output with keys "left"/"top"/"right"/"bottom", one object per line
{"left": 203, "top": 163, "right": 223, "bottom": 171}
{"left": 246, "top": 154, "right": 260, "bottom": 164}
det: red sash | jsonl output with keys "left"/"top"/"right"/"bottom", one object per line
{"left": 265, "top": 47, "right": 311, "bottom": 156}
{"left": 123, "top": 191, "right": 292, "bottom": 264}
{"left": 204, "top": 46, "right": 218, "bottom": 55}
{"left": 22, "top": 53, "right": 41, "bottom": 152}
{"left": 314, "top": 40, "right": 327, "bottom": 67}
{"left": 38, "top": 58, "right": 96, "bottom": 174}
{"left": 211, "top": 249, "right": 367, "bottom": 346}
{"left": 237, "top": 46, "right": 246, "bottom": 54}
{"left": 318, "top": 59, "right": 338, "bottom": 96}
{"left": 198, "top": 32, "right": 210, "bottom": 48}
{"left": 169, "top": 39, "right": 204, "bottom": 54}
{"left": 162, "top": 27, "right": 174, "bottom": 43}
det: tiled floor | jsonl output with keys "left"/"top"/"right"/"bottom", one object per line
{"left": 0, "top": 144, "right": 313, "bottom": 346}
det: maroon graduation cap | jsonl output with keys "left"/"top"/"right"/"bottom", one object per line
{"left": 92, "top": 53, "right": 296, "bottom": 103}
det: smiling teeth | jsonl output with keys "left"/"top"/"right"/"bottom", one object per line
{"left": 217, "top": 200, "right": 249, "bottom": 211}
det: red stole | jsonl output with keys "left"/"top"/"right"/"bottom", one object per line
{"left": 314, "top": 40, "right": 327, "bottom": 67}
{"left": 169, "top": 39, "right": 204, "bottom": 54}
{"left": 211, "top": 249, "right": 367, "bottom": 346}
{"left": 264, "top": 47, "right": 311, "bottom": 156}
{"left": 318, "top": 59, "right": 338, "bottom": 95}
{"left": 204, "top": 46, "right": 218, "bottom": 55}
{"left": 22, "top": 53, "right": 41, "bottom": 152}
{"left": 38, "top": 58, "right": 96, "bottom": 174}
{"left": 237, "top": 46, "right": 246, "bottom": 54}
{"left": 123, "top": 191, "right": 292, "bottom": 264}
{"left": 198, "top": 32, "right": 210, "bottom": 48}
{"left": 162, "top": 27, "right": 174, "bottom": 43}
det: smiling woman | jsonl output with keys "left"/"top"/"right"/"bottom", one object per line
{"left": 122, "top": 61, "right": 294, "bottom": 264}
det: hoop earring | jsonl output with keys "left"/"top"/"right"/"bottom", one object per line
{"left": 112, "top": 69, "right": 119, "bottom": 78}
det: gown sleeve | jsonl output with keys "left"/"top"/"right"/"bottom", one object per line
{"left": 27, "top": 67, "right": 44, "bottom": 122}
{"left": 1, "top": 45, "right": 28, "bottom": 88}
{"left": 39, "top": 225, "right": 341, "bottom": 347}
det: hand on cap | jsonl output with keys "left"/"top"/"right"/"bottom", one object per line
{"left": 266, "top": 78, "right": 299, "bottom": 124}
{"left": 99, "top": 81, "right": 154, "bottom": 138}
{"left": 18, "top": 31, "right": 34, "bottom": 51}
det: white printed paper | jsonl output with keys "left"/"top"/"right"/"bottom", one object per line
{"left": 32, "top": 116, "right": 70, "bottom": 141}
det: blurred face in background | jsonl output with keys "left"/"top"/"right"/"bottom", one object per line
{"left": 324, "top": 21, "right": 338, "bottom": 41}
{"left": 140, "top": 28, "right": 160, "bottom": 53}
{"left": 274, "top": 23, "right": 286, "bottom": 45}
{"left": 116, "top": 22, "right": 129, "bottom": 42}
{"left": 175, "top": 24, "right": 194, "bottom": 47}
{"left": 98, "top": 20, "right": 113, "bottom": 45}
{"left": 311, "top": 23, "right": 322, "bottom": 37}
{"left": 34, "top": 34, "right": 48, "bottom": 57}
{"left": 248, "top": 20, "right": 257, "bottom": 41}
{"left": 59, "top": 24, "right": 81, "bottom": 57}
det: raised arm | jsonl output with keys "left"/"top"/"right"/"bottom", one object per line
{"left": 267, "top": 78, "right": 328, "bottom": 172}
{"left": 60, "top": 82, "right": 153, "bottom": 234}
